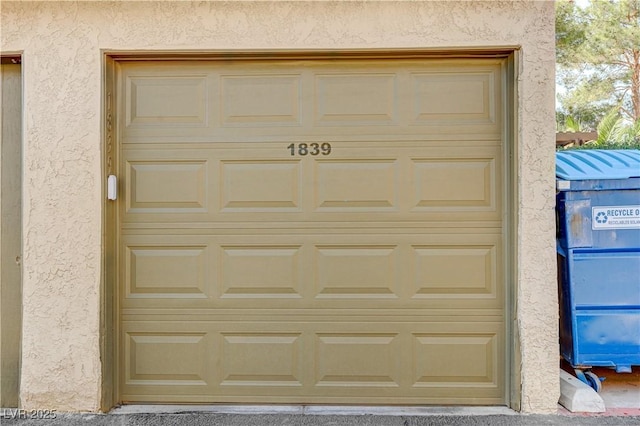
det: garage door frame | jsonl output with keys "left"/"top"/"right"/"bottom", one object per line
{"left": 100, "top": 48, "right": 520, "bottom": 411}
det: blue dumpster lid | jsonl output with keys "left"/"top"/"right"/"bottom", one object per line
{"left": 556, "top": 149, "right": 640, "bottom": 180}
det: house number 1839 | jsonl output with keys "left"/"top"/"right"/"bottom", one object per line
{"left": 287, "top": 143, "right": 332, "bottom": 156}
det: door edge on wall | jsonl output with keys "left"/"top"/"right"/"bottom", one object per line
{"left": 100, "top": 54, "right": 118, "bottom": 412}
{"left": 504, "top": 50, "right": 521, "bottom": 412}
{"left": 106, "top": 47, "right": 519, "bottom": 62}
{"left": 0, "top": 53, "right": 23, "bottom": 409}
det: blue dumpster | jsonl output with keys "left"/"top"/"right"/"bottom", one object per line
{"left": 556, "top": 149, "right": 640, "bottom": 389}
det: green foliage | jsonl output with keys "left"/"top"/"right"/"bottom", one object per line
{"left": 596, "top": 109, "right": 624, "bottom": 144}
{"left": 556, "top": 111, "right": 587, "bottom": 132}
{"left": 555, "top": 0, "right": 587, "bottom": 65}
{"left": 565, "top": 115, "right": 582, "bottom": 132}
{"left": 567, "top": 140, "right": 640, "bottom": 150}
{"left": 556, "top": 0, "right": 640, "bottom": 128}
{"left": 560, "top": 109, "right": 640, "bottom": 150}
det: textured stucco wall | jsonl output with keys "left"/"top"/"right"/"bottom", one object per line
{"left": 0, "top": 0, "right": 557, "bottom": 413}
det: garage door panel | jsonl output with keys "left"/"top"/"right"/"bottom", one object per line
{"left": 412, "top": 245, "right": 497, "bottom": 298}
{"left": 126, "top": 75, "right": 209, "bottom": 127}
{"left": 118, "top": 57, "right": 507, "bottom": 404}
{"left": 221, "top": 74, "right": 302, "bottom": 127}
{"left": 122, "top": 235, "right": 216, "bottom": 305}
{"left": 315, "top": 333, "right": 402, "bottom": 388}
{"left": 220, "top": 245, "right": 303, "bottom": 299}
{"left": 314, "top": 245, "right": 399, "bottom": 299}
{"left": 314, "top": 159, "right": 398, "bottom": 211}
{"left": 411, "top": 157, "right": 496, "bottom": 210}
{"left": 411, "top": 70, "right": 498, "bottom": 125}
{"left": 122, "top": 66, "right": 217, "bottom": 144}
{"left": 126, "top": 245, "right": 209, "bottom": 299}
{"left": 220, "top": 333, "right": 303, "bottom": 387}
{"left": 123, "top": 331, "right": 212, "bottom": 390}
{"left": 121, "top": 233, "right": 501, "bottom": 309}
{"left": 220, "top": 160, "right": 302, "bottom": 212}
{"left": 121, "top": 145, "right": 500, "bottom": 222}
{"left": 314, "top": 74, "right": 398, "bottom": 126}
{"left": 121, "top": 60, "right": 502, "bottom": 143}
{"left": 126, "top": 160, "right": 208, "bottom": 213}
{"left": 120, "top": 321, "right": 503, "bottom": 402}
{"left": 413, "top": 333, "right": 498, "bottom": 387}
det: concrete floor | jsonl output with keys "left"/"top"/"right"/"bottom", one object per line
{"left": 3, "top": 367, "right": 638, "bottom": 424}
{"left": 3, "top": 410, "right": 640, "bottom": 425}
{"left": 596, "top": 367, "right": 640, "bottom": 408}
{"left": 558, "top": 366, "right": 640, "bottom": 417}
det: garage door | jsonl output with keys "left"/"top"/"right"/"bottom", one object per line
{"left": 116, "top": 57, "right": 507, "bottom": 404}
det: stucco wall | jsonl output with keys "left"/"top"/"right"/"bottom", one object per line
{"left": 0, "top": 0, "right": 557, "bottom": 413}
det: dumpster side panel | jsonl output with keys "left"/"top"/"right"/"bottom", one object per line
{"left": 558, "top": 187, "right": 640, "bottom": 249}
{"left": 574, "top": 310, "right": 640, "bottom": 367}
{"left": 572, "top": 250, "right": 640, "bottom": 307}
{"left": 557, "top": 253, "right": 575, "bottom": 364}
{"left": 567, "top": 199, "right": 594, "bottom": 248}
{"left": 588, "top": 190, "right": 640, "bottom": 249}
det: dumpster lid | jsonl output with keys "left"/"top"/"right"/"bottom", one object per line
{"left": 556, "top": 149, "right": 640, "bottom": 180}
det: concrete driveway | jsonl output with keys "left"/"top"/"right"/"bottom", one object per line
{"left": 3, "top": 407, "right": 640, "bottom": 426}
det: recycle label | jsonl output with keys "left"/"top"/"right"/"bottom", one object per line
{"left": 592, "top": 205, "right": 640, "bottom": 230}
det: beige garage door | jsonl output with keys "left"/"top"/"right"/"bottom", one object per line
{"left": 116, "top": 57, "right": 507, "bottom": 404}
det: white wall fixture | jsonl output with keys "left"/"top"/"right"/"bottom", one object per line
{"left": 107, "top": 175, "right": 117, "bottom": 200}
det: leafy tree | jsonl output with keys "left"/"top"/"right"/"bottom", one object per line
{"left": 556, "top": 0, "right": 640, "bottom": 129}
